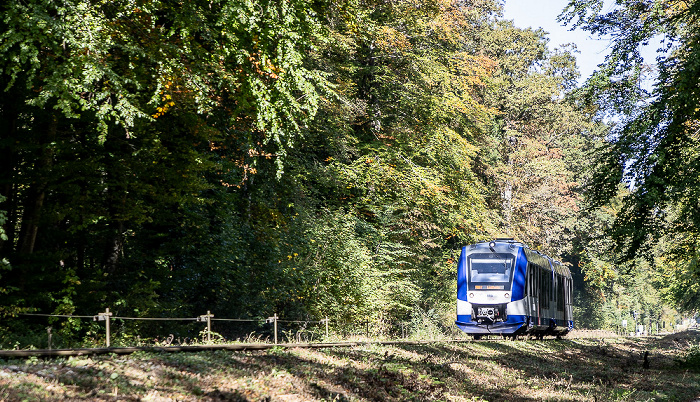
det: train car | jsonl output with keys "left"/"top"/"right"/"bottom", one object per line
{"left": 455, "top": 238, "right": 573, "bottom": 339}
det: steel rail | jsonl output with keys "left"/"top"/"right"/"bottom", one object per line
{"left": 0, "top": 339, "right": 476, "bottom": 359}
{"left": 2, "top": 331, "right": 629, "bottom": 359}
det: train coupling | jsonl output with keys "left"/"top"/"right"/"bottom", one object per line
{"left": 472, "top": 303, "right": 507, "bottom": 324}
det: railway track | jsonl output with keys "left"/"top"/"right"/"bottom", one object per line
{"left": 0, "top": 331, "right": 621, "bottom": 359}
{"left": 0, "top": 339, "right": 481, "bottom": 359}
{"left": 2, "top": 327, "right": 661, "bottom": 359}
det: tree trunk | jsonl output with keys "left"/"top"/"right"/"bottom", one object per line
{"left": 102, "top": 127, "right": 128, "bottom": 273}
{"left": 0, "top": 88, "right": 18, "bottom": 255}
{"left": 16, "top": 114, "right": 56, "bottom": 255}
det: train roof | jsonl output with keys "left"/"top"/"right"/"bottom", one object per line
{"left": 464, "top": 239, "right": 572, "bottom": 278}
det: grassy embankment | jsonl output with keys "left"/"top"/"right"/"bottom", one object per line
{"left": 1, "top": 331, "right": 699, "bottom": 401}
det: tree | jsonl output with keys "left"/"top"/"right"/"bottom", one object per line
{"left": 0, "top": 0, "right": 613, "bottom": 345}
{"left": 475, "top": 17, "right": 601, "bottom": 258}
{"left": 278, "top": 0, "right": 502, "bottom": 329}
{"left": 561, "top": 0, "right": 700, "bottom": 311}
{"left": 0, "top": 0, "right": 329, "bottom": 320}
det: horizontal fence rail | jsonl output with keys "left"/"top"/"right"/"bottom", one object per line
{"left": 12, "top": 309, "right": 357, "bottom": 350}
{"left": 6, "top": 308, "right": 679, "bottom": 358}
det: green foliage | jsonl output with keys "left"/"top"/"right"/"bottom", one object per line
{"left": 475, "top": 17, "right": 602, "bottom": 257}
{"left": 652, "top": 234, "right": 700, "bottom": 312}
{"left": 0, "top": 0, "right": 619, "bottom": 346}
{"left": 679, "top": 344, "right": 700, "bottom": 372}
{"left": 0, "top": 0, "right": 328, "bottom": 147}
{"left": 0, "top": 194, "right": 20, "bottom": 317}
{"left": 0, "top": 0, "right": 330, "bottom": 326}
{"left": 563, "top": 0, "right": 700, "bottom": 312}
{"left": 0, "top": 194, "right": 9, "bottom": 272}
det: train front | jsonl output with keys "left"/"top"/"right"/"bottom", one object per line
{"left": 455, "top": 240, "right": 528, "bottom": 335}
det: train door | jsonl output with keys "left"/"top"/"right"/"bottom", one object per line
{"left": 526, "top": 262, "right": 539, "bottom": 324}
{"left": 539, "top": 265, "right": 549, "bottom": 312}
{"left": 556, "top": 273, "right": 565, "bottom": 324}
{"left": 565, "top": 273, "right": 574, "bottom": 327}
{"left": 541, "top": 264, "right": 549, "bottom": 325}
{"left": 539, "top": 263, "right": 554, "bottom": 326}
{"left": 532, "top": 263, "right": 540, "bottom": 325}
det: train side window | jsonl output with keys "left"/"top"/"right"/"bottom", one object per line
{"left": 546, "top": 269, "right": 550, "bottom": 309}
{"left": 549, "top": 271, "right": 553, "bottom": 306}
{"left": 557, "top": 275, "right": 565, "bottom": 311}
{"left": 545, "top": 267, "right": 549, "bottom": 309}
{"left": 569, "top": 279, "right": 573, "bottom": 304}
{"left": 540, "top": 266, "right": 544, "bottom": 304}
{"left": 552, "top": 273, "right": 556, "bottom": 310}
{"left": 555, "top": 275, "right": 559, "bottom": 310}
{"left": 545, "top": 271, "right": 548, "bottom": 307}
{"left": 524, "top": 264, "right": 528, "bottom": 296}
{"left": 539, "top": 266, "right": 549, "bottom": 309}
{"left": 535, "top": 265, "right": 539, "bottom": 298}
{"left": 540, "top": 267, "right": 543, "bottom": 304}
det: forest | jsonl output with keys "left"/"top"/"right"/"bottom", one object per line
{"left": 0, "top": 0, "right": 698, "bottom": 346}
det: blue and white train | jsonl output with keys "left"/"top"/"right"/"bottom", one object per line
{"left": 456, "top": 238, "right": 573, "bottom": 339}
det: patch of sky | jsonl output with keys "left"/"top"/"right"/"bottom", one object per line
{"left": 502, "top": 0, "right": 662, "bottom": 89}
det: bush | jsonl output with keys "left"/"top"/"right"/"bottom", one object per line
{"left": 678, "top": 345, "right": 700, "bottom": 372}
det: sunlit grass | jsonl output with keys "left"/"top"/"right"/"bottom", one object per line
{"left": 1, "top": 331, "right": 699, "bottom": 400}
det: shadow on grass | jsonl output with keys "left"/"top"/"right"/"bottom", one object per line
{"left": 389, "top": 336, "right": 700, "bottom": 401}
{"left": 2, "top": 332, "right": 700, "bottom": 401}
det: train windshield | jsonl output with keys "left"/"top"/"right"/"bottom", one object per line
{"left": 467, "top": 253, "right": 515, "bottom": 291}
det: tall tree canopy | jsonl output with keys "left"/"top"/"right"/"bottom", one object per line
{"left": 0, "top": 0, "right": 604, "bottom": 344}
{"left": 562, "top": 0, "right": 700, "bottom": 311}
{"left": 0, "top": 0, "right": 329, "bottom": 317}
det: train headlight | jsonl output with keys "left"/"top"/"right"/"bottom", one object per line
{"left": 504, "top": 293, "right": 510, "bottom": 299}
{"left": 469, "top": 293, "right": 474, "bottom": 299}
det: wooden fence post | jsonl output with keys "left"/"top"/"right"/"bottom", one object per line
{"left": 198, "top": 311, "right": 215, "bottom": 343}
{"left": 94, "top": 308, "right": 113, "bottom": 347}
{"left": 46, "top": 327, "right": 52, "bottom": 350}
{"left": 267, "top": 314, "right": 278, "bottom": 344}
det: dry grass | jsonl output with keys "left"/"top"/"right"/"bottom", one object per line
{"left": 1, "top": 330, "right": 699, "bottom": 401}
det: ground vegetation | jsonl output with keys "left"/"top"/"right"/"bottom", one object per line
{"left": 2, "top": 331, "right": 700, "bottom": 401}
{"left": 0, "top": 0, "right": 687, "bottom": 346}
{"left": 561, "top": 0, "right": 700, "bottom": 315}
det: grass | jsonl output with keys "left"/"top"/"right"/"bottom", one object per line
{"left": 0, "top": 331, "right": 699, "bottom": 401}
